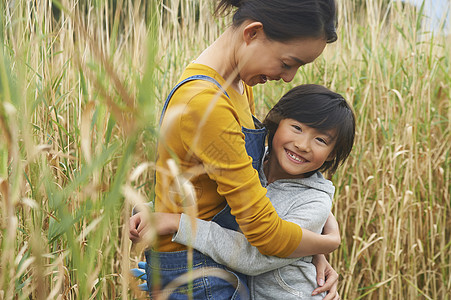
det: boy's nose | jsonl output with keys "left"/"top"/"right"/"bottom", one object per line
{"left": 294, "top": 137, "right": 311, "bottom": 152}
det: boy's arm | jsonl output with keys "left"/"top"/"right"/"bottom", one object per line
{"left": 172, "top": 195, "right": 334, "bottom": 275}
{"left": 287, "top": 211, "right": 340, "bottom": 258}
{"left": 174, "top": 214, "right": 295, "bottom": 275}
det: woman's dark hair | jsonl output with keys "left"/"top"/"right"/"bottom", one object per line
{"left": 215, "top": 0, "right": 337, "bottom": 43}
{"left": 264, "top": 84, "right": 355, "bottom": 176}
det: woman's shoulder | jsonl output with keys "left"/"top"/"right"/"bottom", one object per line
{"left": 170, "top": 63, "right": 254, "bottom": 126}
{"left": 170, "top": 64, "right": 229, "bottom": 102}
{"left": 180, "top": 63, "right": 227, "bottom": 87}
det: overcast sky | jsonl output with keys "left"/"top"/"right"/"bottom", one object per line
{"left": 402, "top": 0, "right": 450, "bottom": 33}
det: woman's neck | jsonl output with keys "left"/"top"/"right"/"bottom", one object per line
{"left": 194, "top": 27, "right": 243, "bottom": 93}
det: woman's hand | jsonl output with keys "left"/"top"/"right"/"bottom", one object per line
{"left": 311, "top": 254, "right": 340, "bottom": 300}
{"left": 128, "top": 211, "right": 181, "bottom": 243}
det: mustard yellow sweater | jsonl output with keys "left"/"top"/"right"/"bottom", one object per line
{"left": 155, "top": 63, "right": 302, "bottom": 257}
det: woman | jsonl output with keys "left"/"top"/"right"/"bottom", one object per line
{"left": 130, "top": 1, "right": 341, "bottom": 299}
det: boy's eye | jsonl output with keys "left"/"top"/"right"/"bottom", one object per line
{"left": 292, "top": 125, "right": 302, "bottom": 131}
{"left": 316, "top": 138, "right": 327, "bottom": 145}
{"left": 316, "top": 137, "right": 327, "bottom": 144}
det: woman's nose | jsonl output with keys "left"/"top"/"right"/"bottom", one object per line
{"left": 281, "top": 69, "right": 297, "bottom": 83}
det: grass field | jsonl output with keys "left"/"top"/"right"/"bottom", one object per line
{"left": 0, "top": 0, "right": 450, "bottom": 299}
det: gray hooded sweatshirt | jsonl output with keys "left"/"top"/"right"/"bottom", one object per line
{"left": 172, "top": 163, "right": 335, "bottom": 299}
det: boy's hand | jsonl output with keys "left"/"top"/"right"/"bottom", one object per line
{"left": 129, "top": 212, "right": 145, "bottom": 243}
{"left": 153, "top": 212, "right": 182, "bottom": 235}
{"left": 128, "top": 211, "right": 182, "bottom": 243}
{"left": 312, "top": 254, "right": 340, "bottom": 300}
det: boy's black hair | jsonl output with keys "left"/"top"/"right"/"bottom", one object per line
{"left": 215, "top": 0, "right": 337, "bottom": 43}
{"left": 264, "top": 84, "right": 355, "bottom": 176}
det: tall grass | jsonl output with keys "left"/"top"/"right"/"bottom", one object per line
{"left": 0, "top": 0, "right": 449, "bottom": 299}
{"left": 1, "top": 0, "right": 160, "bottom": 298}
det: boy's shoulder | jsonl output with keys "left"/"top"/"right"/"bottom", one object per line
{"left": 271, "top": 172, "right": 334, "bottom": 193}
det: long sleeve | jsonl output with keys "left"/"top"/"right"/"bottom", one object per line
{"left": 172, "top": 191, "right": 331, "bottom": 275}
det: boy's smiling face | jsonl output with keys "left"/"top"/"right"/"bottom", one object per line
{"left": 267, "top": 118, "right": 337, "bottom": 181}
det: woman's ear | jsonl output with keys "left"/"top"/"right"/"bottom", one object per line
{"left": 242, "top": 22, "right": 264, "bottom": 45}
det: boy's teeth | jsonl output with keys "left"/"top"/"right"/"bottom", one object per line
{"left": 288, "top": 151, "right": 304, "bottom": 162}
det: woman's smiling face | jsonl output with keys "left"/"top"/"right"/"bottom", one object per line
{"left": 238, "top": 30, "right": 327, "bottom": 86}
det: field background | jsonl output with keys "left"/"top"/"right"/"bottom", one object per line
{"left": 0, "top": 0, "right": 450, "bottom": 299}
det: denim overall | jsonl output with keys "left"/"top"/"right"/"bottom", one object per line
{"left": 145, "top": 75, "right": 266, "bottom": 299}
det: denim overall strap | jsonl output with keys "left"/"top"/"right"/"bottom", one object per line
{"left": 158, "top": 74, "right": 266, "bottom": 232}
{"left": 243, "top": 116, "right": 267, "bottom": 172}
{"left": 159, "top": 75, "right": 230, "bottom": 126}
{"left": 211, "top": 116, "right": 267, "bottom": 231}
{"left": 153, "top": 74, "right": 230, "bottom": 214}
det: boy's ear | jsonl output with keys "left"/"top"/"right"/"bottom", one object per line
{"left": 243, "top": 22, "right": 264, "bottom": 45}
